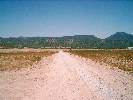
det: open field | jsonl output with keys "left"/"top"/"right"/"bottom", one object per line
{"left": 0, "top": 51, "right": 132, "bottom": 100}
{"left": 69, "top": 49, "right": 133, "bottom": 73}
{"left": 0, "top": 49, "right": 57, "bottom": 71}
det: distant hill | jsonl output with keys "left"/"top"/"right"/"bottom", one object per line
{"left": 0, "top": 32, "right": 133, "bottom": 49}
{"left": 106, "top": 32, "right": 133, "bottom": 40}
{"left": 100, "top": 32, "right": 133, "bottom": 48}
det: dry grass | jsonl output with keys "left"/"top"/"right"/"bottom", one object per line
{"left": 0, "top": 50, "right": 57, "bottom": 71}
{"left": 69, "top": 49, "right": 133, "bottom": 73}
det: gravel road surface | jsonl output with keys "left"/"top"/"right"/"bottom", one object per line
{"left": 0, "top": 51, "right": 133, "bottom": 100}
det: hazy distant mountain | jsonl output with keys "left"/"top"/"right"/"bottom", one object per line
{"left": 0, "top": 32, "right": 133, "bottom": 49}
{"left": 61, "top": 35, "right": 101, "bottom": 48}
{"left": 106, "top": 32, "right": 133, "bottom": 40}
{"left": 101, "top": 32, "right": 133, "bottom": 48}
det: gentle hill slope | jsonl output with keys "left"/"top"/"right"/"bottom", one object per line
{"left": 0, "top": 32, "right": 133, "bottom": 49}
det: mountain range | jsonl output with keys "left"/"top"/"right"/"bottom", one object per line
{"left": 0, "top": 32, "right": 133, "bottom": 49}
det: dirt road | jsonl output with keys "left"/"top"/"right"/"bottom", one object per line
{"left": 0, "top": 51, "right": 133, "bottom": 100}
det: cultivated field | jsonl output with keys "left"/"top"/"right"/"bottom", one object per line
{"left": 69, "top": 49, "right": 133, "bottom": 73}
{"left": 0, "top": 49, "right": 57, "bottom": 71}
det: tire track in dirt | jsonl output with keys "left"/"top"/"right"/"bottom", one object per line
{"left": 0, "top": 51, "right": 133, "bottom": 100}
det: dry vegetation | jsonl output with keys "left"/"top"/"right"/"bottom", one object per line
{"left": 69, "top": 49, "right": 133, "bottom": 73}
{"left": 0, "top": 49, "right": 57, "bottom": 71}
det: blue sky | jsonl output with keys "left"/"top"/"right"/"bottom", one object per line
{"left": 0, "top": 0, "right": 133, "bottom": 38}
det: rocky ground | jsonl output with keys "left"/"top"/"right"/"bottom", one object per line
{"left": 0, "top": 51, "right": 133, "bottom": 100}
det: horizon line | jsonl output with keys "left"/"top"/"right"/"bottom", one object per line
{"left": 0, "top": 32, "right": 132, "bottom": 39}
